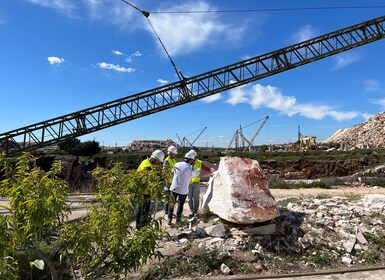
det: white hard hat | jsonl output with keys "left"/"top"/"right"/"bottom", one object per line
{"left": 184, "top": 151, "right": 196, "bottom": 160}
{"left": 188, "top": 149, "right": 198, "bottom": 158}
{"left": 167, "top": 145, "right": 178, "bottom": 155}
{"left": 151, "top": 149, "right": 165, "bottom": 162}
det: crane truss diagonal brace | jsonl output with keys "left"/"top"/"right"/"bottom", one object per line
{"left": 1, "top": 15, "right": 385, "bottom": 155}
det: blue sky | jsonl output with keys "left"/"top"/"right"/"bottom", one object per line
{"left": 1, "top": 0, "right": 385, "bottom": 148}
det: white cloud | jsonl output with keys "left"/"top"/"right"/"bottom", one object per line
{"left": 202, "top": 93, "right": 221, "bottom": 103}
{"left": 157, "top": 78, "right": 169, "bottom": 85}
{"left": 47, "top": 56, "right": 65, "bottom": 65}
{"left": 97, "top": 62, "right": 135, "bottom": 73}
{"left": 373, "top": 98, "right": 385, "bottom": 110}
{"left": 364, "top": 80, "right": 380, "bottom": 92}
{"left": 126, "top": 51, "right": 143, "bottom": 63}
{"left": 227, "top": 84, "right": 360, "bottom": 122}
{"left": 83, "top": 0, "right": 136, "bottom": 27}
{"left": 227, "top": 85, "right": 250, "bottom": 106}
{"left": 112, "top": 50, "right": 123, "bottom": 56}
{"left": 290, "top": 25, "right": 317, "bottom": 43}
{"left": 28, "top": 1, "right": 248, "bottom": 56}
{"left": 148, "top": 1, "right": 247, "bottom": 56}
{"left": 27, "top": 0, "right": 77, "bottom": 16}
{"left": 331, "top": 52, "right": 361, "bottom": 71}
{"left": 362, "top": 113, "right": 374, "bottom": 120}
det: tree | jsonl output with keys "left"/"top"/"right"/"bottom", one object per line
{"left": 0, "top": 152, "right": 69, "bottom": 280}
{"left": 60, "top": 162, "right": 167, "bottom": 278}
{"left": 1, "top": 152, "right": 167, "bottom": 279}
{"left": 59, "top": 138, "right": 101, "bottom": 156}
{"left": 74, "top": 140, "right": 101, "bottom": 156}
{"left": 58, "top": 138, "right": 81, "bottom": 154}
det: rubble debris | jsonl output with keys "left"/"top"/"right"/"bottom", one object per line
{"left": 124, "top": 139, "right": 178, "bottom": 152}
{"left": 202, "top": 156, "right": 279, "bottom": 224}
{"left": 324, "top": 111, "right": 385, "bottom": 149}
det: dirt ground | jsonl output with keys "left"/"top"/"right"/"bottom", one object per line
{"left": 260, "top": 156, "right": 380, "bottom": 179}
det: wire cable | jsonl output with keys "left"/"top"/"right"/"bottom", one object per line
{"left": 119, "top": 0, "right": 186, "bottom": 81}
{"left": 149, "top": 5, "right": 385, "bottom": 14}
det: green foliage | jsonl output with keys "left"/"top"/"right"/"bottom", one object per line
{"left": 60, "top": 162, "right": 167, "bottom": 278}
{"left": 363, "top": 252, "right": 380, "bottom": 264}
{"left": 365, "top": 232, "right": 385, "bottom": 248}
{"left": 58, "top": 138, "right": 80, "bottom": 154}
{"left": 58, "top": 138, "right": 101, "bottom": 156}
{"left": 269, "top": 180, "right": 328, "bottom": 189}
{"left": 75, "top": 140, "right": 101, "bottom": 156}
{"left": 0, "top": 152, "right": 69, "bottom": 280}
{"left": 307, "top": 252, "right": 339, "bottom": 267}
{"left": 141, "top": 248, "right": 255, "bottom": 279}
{"left": 0, "top": 215, "right": 17, "bottom": 280}
{"left": 201, "top": 207, "right": 217, "bottom": 223}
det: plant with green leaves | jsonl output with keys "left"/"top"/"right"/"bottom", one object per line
{"left": 60, "top": 162, "right": 168, "bottom": 279}
{"left": 0, "top": 214, "right": 17, "bottom": 280}
{"left": 0, "top": 152, "right": 69, "bottom": 280}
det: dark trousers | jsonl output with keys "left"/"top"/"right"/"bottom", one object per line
{"left": 135, "top": 195, "right": 151, "bottom": 229}
{"left": 164, "top": 189, "right": 171, "bottom": 214}
{"left": 168, "top": 192, "right": 187, "bottom": 221}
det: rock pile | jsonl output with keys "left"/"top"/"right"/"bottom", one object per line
{"left": 202, "top": 156, "right": 279, "bottom": 224}
{"left": 124, "top": 139, "right": 178, "bottom": 152}
{"left": 151, "top": 193, "right": 385, "bottom": 278}
{"left": 324, "top": 111, "right": 385, "bottom": 149}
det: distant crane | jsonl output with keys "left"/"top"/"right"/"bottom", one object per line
{"left": 226, "top": 116, "right": 269, "bottom": 153}
{"left": 176, "top": 127, "right": 207, "bottom": 148}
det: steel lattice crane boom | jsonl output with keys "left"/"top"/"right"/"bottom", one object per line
{"left": 1, "top": 15, "right": 385, "bottom": 155}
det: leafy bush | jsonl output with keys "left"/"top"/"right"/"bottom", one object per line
{"left": 60, "top": 162, "right": 168, "bottom": 278}
{"left": 269, "top": 180, "right": 328, "bottom": 189}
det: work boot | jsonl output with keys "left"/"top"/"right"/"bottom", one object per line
{"left": 188, "top": 211, "right": 197, "bottom": 218}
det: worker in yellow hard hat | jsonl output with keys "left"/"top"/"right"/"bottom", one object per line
{"left": 187, "top": 149, "right": 213, "bottom": 218}
{"left": 136, "top": 149, "right": 165, "bottom": 229}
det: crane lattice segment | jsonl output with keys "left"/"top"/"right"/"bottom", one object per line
{"left": 1, "top": 15, "right": 385, "bottom": 155}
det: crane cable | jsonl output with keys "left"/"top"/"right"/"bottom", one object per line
{"left": 119, "top": 0, "right": 186, "bottom": 82}
{"left": 149, "top": 5, "right": 385, "bottom": 14}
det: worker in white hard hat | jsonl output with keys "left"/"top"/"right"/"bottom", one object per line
{"left": 163, "top": 145, "right": 178, "bottom": 215}
{"left": 167, "top": 150, "right": 196, "bottom": 225}
{"left": 136, "top": 149, "right": 165, "bottom": 229}
{"left": 187, "top": 149, "right": 213, "bottom": 218}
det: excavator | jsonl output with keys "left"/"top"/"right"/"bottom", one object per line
{"left": 289, "top": 125, "right": 318, "bottom": 151}
{"left": 1, "top": 15, "right": 385, "bottom": 156}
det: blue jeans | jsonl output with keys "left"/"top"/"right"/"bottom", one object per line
{"left": 164, "top": 188, "right": 171, "bottom": 214}
{"left": 135, "top": 195, "right": 151, "bottom": 229}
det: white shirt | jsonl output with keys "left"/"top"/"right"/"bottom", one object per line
{"left": 170, "top": 161, "right": 193, "bottom": 195}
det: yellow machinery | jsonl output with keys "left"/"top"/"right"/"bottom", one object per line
{"left": 297, "top": 125, "right": 318, "bottom": 151}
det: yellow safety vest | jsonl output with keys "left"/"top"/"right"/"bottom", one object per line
{"left": 137, "top": 159, "right": 153, "bottom": 171}
{"left": 164, "top": 156, "right": 176, "bottom": 183}
{"left": 190, "top": 159, "right": 202, "bottom": 184}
